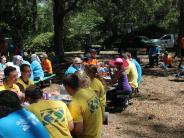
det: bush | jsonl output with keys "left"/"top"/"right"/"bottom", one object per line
{"left": 24, "top": 32, "right": 54, "bottom": 52}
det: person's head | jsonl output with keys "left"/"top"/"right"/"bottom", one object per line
{"left": 4, "top": 66, "right": 18, "bottom": 84}
{"left": 114, "top": 58, "right": 124, "bottom": 70}
{"left": 164, "top": 51, "right": 169, "bottom": 56}
{"left": 0, "top": 90, "right": 22, "bottom": 118}
{"left": 126, "top": 52, "right": 132, "bottom": 60}
{"left": 20, "top": 64, "right": 32, "bottom": 79}
{"left": 90, "top": 49, "right": 97, "bottom": 58}
{"left": 75, "top": 70, "right": 90, "bottom": 88}
{"left": 73, "top": 57, "right": 82, "bottom": 69}
{"left": 85, "top": 64, "right": 98, "bottom": 79}
{"left": 25, "top": 85, "right": 43, "bottom": 104}
{"left": 0, "top": 56, "right": 6, "bottom": 65}
{"left": 114, "top": 58, "right": 129, "bottom": 71}
{"left": 13, "top": 55, "right": 23, "bottom": 66}
{"left": 63, "top": 74, "right": 80, "bottom": 96}
{"left": 42, "top": 53, "right": 48, "bottom": 60}
{"left": 31, "top": 54, "right": 41, "bottom": 63}
{"left": 27, "top": 50, "right": 31, "bottom": 55}
{"left": 121, "top": 54, "right": 128, "bottom": 60}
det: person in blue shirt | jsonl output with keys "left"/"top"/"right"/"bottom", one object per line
{"left": 148, "top": 45, "right": 160, "bottom": 67}
{"left": 0, "top": 90, "right": 50, "bottom": 138}
{"left": 65, "top": 57, "right": 83, "bottom": 76}
{"left": 30, "top": 54, "right": 44, "bottom": 80}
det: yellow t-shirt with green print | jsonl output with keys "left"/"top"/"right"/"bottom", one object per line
{"left": 27, "top": 100, "right": 73, "bottom": 138}
{"left": 69, "top": 87, "right": 102, "bottom": 138}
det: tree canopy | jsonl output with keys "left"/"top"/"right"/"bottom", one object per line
{"left": 0, "top": 0, "right": 182, "bottom": 55}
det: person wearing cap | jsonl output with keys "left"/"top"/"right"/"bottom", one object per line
{"left": 41, "top": 53, "right": 53, "bottom": 75}
{"left": 88, "top": 49, "right": 98, "bottom": 65}
{"left": 65, "top": 57, "right": 83, "bottom": 76}
{"left": 148, "top": 44, "right": 160, "bottom": 67}
{"left": 163, "top": 51, "right": 173, "bottom": 68}
{"left": 110, "top": 58, "right": 132, "bottom": 95}
{"left": 30, "top": 54, "right": 44, "bottom": 80}
{"left": 106, "top": 58, "right": 132, "bottom": 109}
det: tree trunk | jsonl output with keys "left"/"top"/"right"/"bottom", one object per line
{"left": 179, "top": 0, "right": 184, "bottom": 37}
{"left": 32, "top": 0, "right": 37, "bottom": 33}
{"left": 53, "top": 0, "right": 65, "bottom": 58}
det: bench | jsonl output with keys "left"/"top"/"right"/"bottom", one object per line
{"left": 33, "top": 74, "right": 56, "bottom": 86}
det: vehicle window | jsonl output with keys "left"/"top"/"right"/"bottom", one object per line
{"left": 161, "top": 35, "right": 171, "bottom": 40}
{"left": 142, "top": 37, "right": 149, "bottom": 40}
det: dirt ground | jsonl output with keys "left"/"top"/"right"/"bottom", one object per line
{"left": 44, "top": 54, "right": 184, "bottom": 138}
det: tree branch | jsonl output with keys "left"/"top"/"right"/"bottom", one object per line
{"left": 64, "top": 0, "right": 79, "bottom": 15}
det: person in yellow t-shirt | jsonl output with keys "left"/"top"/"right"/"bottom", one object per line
{"left": 17, "top": 64, "right": 34, "bottom": 92}
{"left": 63, "top": 74, "right": 102, "bottom": 138}
{"left": 25, "top": 85, "right": 73, "bottom": 138}
{"left": 85, "top": 65, "right": 106, "bottom": 121}
{"left": 0, "top": 66, "right": 23, "bottom": 100}
{"left": 122, "top": 54, "right": 138, "bottom": 89}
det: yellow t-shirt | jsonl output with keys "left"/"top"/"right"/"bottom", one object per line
{"left": 69, "top": 88, "right": 102, "bottom": 138}
{"left": 90, "top": 78, "right": 106, "bottom": 119}
{"left": 17, "top": 78, "right": 34, "bottom": 91}
{"left": 0, "top": 83, "right": 21, "bottom": 94}
{"left": 27, "top": 100, "right": 73, "bottom": 138}
{"left": 125, "top": 60, "right": 138, "bottom": 88}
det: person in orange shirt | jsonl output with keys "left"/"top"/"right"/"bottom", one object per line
{"left": 41, "top": 53, "right": 53, "bottom": 74}
{"left": 163, "top": 51, "right": 173, "bottom": 68}
{"left": 90, "top": 49, "right": 98, "bottom": 65}
{"left": 179, "top": 36, "right": 184, "bottom": 68}
{"left": 82, "top": 49, "right": 98, "bottom": 66}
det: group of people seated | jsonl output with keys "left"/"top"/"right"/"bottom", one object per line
{"left": 0, "top": 53, "right": 53, "bottom": 81}
{"left": 0, "top": 49, "right": 142, "bottom": 138}
{"left": 148, "top": 45, "right": 173, "bottom": 68}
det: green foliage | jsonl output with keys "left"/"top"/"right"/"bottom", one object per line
{"left": 63, "top": 8, "right": 104, "bottom": 51}
{"left": 67, "top": 9, "right": 104, "bottom": 37}
{"left": 24, "top": 32, "right": 54, "bottom": 52}
{"left": 37, "top": 0, "right": 53, "bottom": 33}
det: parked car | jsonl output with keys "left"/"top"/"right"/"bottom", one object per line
{"left": 149, "top": 34, "right": 177, "bottom": 49}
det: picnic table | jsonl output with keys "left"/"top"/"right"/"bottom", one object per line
{"left": 33, "top": 74, "right": 56, "bottom": 86}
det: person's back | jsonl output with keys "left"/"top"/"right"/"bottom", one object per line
{"left": 132, "top": 59, "right": 142, "bottom": 86}
{"left": 0, "top": 108, "right": 50, "bottom": 138}
{"left": 27, "top": 100, "right": 73, "bottom": 138}
{"left": 69, "top": 87, "right": 102, "bottom": 138}
{"left": 31, "top": 60, "right": 44, "bottom": 78}
{"left": 117, "top": 73, "right": 132, "bottom": 92}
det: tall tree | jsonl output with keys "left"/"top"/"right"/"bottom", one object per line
{"left": 53, "top": 0, "right": 79, "bottom": 57}
{"left": 179, "top": 0, "right": 184, "bottom": 37}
